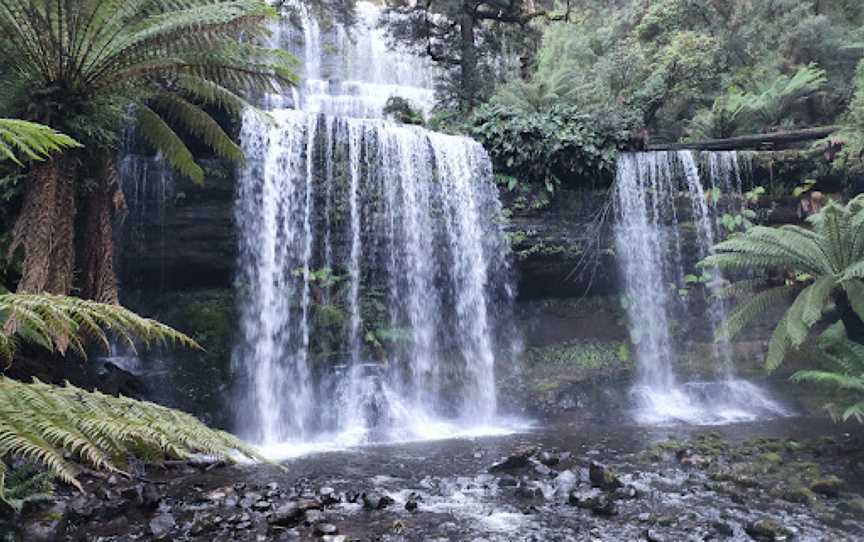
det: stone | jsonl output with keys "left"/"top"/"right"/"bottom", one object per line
{"left": 315, "top": 523, "right": 339, "bottom": 536}
{"left": 362, "top": 492, "right": 394, "bottom": 510}
{"left": 568, "top": 488, "right": 604, "bottom": 510}
{"left": 252, "top": 499, "right": 271, "bottom": 512}
{"left": 304, "top": 509, "right": 326, "bottom": 524}
{"left": 20, "top": 502, "right": 67, "bottom": 542}
{"left": 712, "top": 521, "right": 734, "bottom": 537}
{"left": 319, "top": 487, "right": 339, "bottom": 505}
{"left": 149, "top": 513, "right": 176, "bottom": 540}
{"left": 644, "top": 529, "right": 666, "bottom": 542}
{"left": 488, "top": 445, "right": 538, "bottom": 472}
{"left": 269, "top": 499, "right": 321, "bottom": 526}
{"left": 745, "top": 519, "right": 792, "bottom": 541}
{"left": 589, "top": 461, "right": 622, "bottom": 490}
{"left": 538, "top": 451, "right": 560, "bottom": 467}
{"left": 515, "top": 484, "right": 544, "bottom": 500}
{"left": 811, "top": 476, "right": 843, "bottom": 498}
{"left": 497, "top": 476, "right": 519, "bottom": 488}
{"left": 404, "top": 500, "right": 418, "bottom": 512}
{"left": 67, "top": 496, "right": 96, "bottom": 520}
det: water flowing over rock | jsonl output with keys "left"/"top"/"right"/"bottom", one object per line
{"left": 232, "top": 2, "right": 516, "bottom": 452}
{"left": 613, "top": 151, "right": 787, "bottom": 425}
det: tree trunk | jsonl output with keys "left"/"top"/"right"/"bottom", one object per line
{"left": 833, "top": 290, "right": 864, "bottom": 344}
{"left": 10, "top": 158, "right": 76, "bottom": 295}
{"left": 459, "top": 9, "right": 478, "bottom": 112}
{"left": 81, "top": 158, "right": 124, "bottom": 304}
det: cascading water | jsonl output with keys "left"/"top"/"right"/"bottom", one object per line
{"left": 614, "top": 151, "right": 787, "bottom": 425}
{"left": 233, "top": 2, "right": 517, "bottom": 456}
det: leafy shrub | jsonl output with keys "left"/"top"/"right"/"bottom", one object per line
{"left": 467, "top": 104, "right": 629, "bottom": 192}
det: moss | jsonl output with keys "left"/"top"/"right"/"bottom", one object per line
{"left": 526, "top": 340, "right": 632, "bottom": 370}
{"left": 779, "top": 485, "right": 816, "bottom": 505}
{"left": 760, "top": 452, "right": 783, "bottom": 465}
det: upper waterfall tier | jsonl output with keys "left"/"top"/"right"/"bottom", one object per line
{"left": 269, "top": 1, "right": 435, "bottom": 118}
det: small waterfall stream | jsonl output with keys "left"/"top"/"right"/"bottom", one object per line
{"left": 233, "top": 2, "right": 516, "bottom": 455}
{"left": 614, "top": 151, "right": 787, "bottom": 425}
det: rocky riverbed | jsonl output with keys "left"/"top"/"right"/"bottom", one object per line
{"left": 6, "top": 415, "right": 864, "bottom": 541}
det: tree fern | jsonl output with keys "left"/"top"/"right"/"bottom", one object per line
{"left": 0, "top": 293, "right": 200, "bottom": 366}
{"left": 700, "top": 196, "right": 864, "bottom": 371}
{"left": 0, "top": 0, "right": 296, "bottom": 298}
{"left": 0, "top": 119, "right": 81, "bottom": 165}
{"left": 791, "top": 323, "right": 864, "bottom": 422}
{"left": 0, "top": 377, "right": 266, "bottom": 509}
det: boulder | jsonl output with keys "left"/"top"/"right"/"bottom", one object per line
{"left": 589, "top": 461, "right": 622, "bottom": 490}
{"left": 745, "top": 519, "right": 792, "bottom": 541}
{"left": 811, "top": 476, "right": 843, "bottom": 498}
{"left": 149, "top": 513, "right": 176, "bottom": 540}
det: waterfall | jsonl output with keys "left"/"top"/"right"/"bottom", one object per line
{"left": 614, "top": 151, "right": 787, "bottom": 425}
{"left": 233, "top": 2, "right": 516, "bottom": 453}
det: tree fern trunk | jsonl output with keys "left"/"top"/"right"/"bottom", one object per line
{"left": 833, "top": 291, "right": 864, "bottom": 343}
{"left": 10, "top": 158, "right": 76, "bottom": 295}
{"left": 81, "top": 158, "right": 123, "bottom": 304}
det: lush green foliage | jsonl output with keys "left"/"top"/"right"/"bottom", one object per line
{"left": 0, "top": 293, "right": 200, "bottom": 365}
{"left": 0, "top": 119, "right": 80, "bottom": 165}
{"left": 467, "top": 104, "right": 627, "bottom": 190}
{"left": 0, "top": 376, "right": 265, "bottom": 508}
{"left": 0, "top": 0, "right": 295, "bottom": 184}
{"left": 700, "top": 196, "right": 864, "bottom": 371}
{"left": 792, "top": 323, "right": 864, "bottom": 423}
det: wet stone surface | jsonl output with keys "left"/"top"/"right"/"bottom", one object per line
{"left": 6, "top": 416, "right": 864, "bottom": 541}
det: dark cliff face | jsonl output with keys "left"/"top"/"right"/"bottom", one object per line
{"left": 116, "top": 157, "right": 237, "bottom": 292}
{"left": 114, "top": 150, "right": 833, "bottom": 300}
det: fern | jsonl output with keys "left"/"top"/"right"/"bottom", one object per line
{"left": 0, "top": 377, "right": 266, "bottom": 509}
{"left": 700, "top": 197, "right": 864, "bottom": 371}
{"left": 791, "top": 323, "right": 864, "bottom": 423}
{"left": 0, "top": 293, "right": 200, "bottom": 366}
{"left": 0, "top": 119, "right": 81, "bottom": 165}
{"left": 0, "top": 0, "right": 296, "bottom": 180}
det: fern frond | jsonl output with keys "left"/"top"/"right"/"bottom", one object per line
{"left": 0, "top": 377, "right": 267, "bottom": 508}
{"left": 135, "top": 104, "right": 203, "bottom": 184}
{"left": 150, "top": 93, "right": 243, "bottom": 162}
{"left": 0, "top": 293, "right": 200, "bottom": 362}
{"left": 0, "top": 119, "right": 81, "bottom": 165}
{"left": 843, "top": 280, "right": 864, "bottom": 321}
{"left": 716, "top": 285, "right": 797, "bottom": 341}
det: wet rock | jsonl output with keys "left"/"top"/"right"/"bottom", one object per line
{"left": 67, "top": 496, "right": 96, "bottom": 520}
{"left": 497, "top": 475, "right": 519, "bottom": 488}
{"left": 316, "top": 523, "right": 339, "bottom": 536}
{"left": 515, "top": 484, "right": 544, "bottom": 500}
{"left": 321, "top": 536, "right": 346, "bottom": 542}
{"left": 270, "top": 499, "right": 321, "bottom": 526}
{"left": 488, "top": 445, "right": 538, "bottom": 472}
{"left": 362, "top": 492, "right": 394, "bottom": 510}
{"left": 745, "top": 519, "right": 792, "bottom": 541}
{"left": 404, "top": 499, "right": 418, "bottom": 512}
{"left": 568, "top": 488, "right": 603, "bottom": 509}
{"left": 532, "top": 462, "right": 553, "bottom": 477}
{"left": 711, "top": 521, "right": 734, "bottom": 537}
{"left": 780, "top": 485, "right": 815, "bottom": 505}
{"left": 190, "top": 513, "right": 223, "bottom": 535}
{"left": 644, "top": 529, "right": 666, "bottom": 542}
{"left": 839, "top": 497, "right": 864, "bottom": 514}
{"left": 589, "top": 461, "right": 622, "bottom": 490}
{"left": 811, "top": 476, "right": 843, "bottom": 497}
{"left": 149, "top": 513, "right": 176, "bottom": 540}
{"left": 637, "top": 512, "right": 651, "bottom": 523}
{"left": 20, "top": 502, "right": 67, "bottom": 542}
{"left": 538, "top": 451, "right": 560, "bottom": 467}
{"left": 319, "top": 487, "right": 339, "bottom": 505}
{"left": 252, "top": 499, "right": 272, "bottom": 512}
{"left": 590, "top": 495, "right": 618, "bottom": 516}
{"left": 304, "top": 509, "right": 326, "bottom": 524}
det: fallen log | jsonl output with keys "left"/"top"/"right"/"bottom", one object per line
{"left": 647, "top": 126, "right": 841, "bottom": 151}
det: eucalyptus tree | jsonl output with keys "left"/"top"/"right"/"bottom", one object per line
{"left": 0, "top": 0, "right": 295, "bottom": 303}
